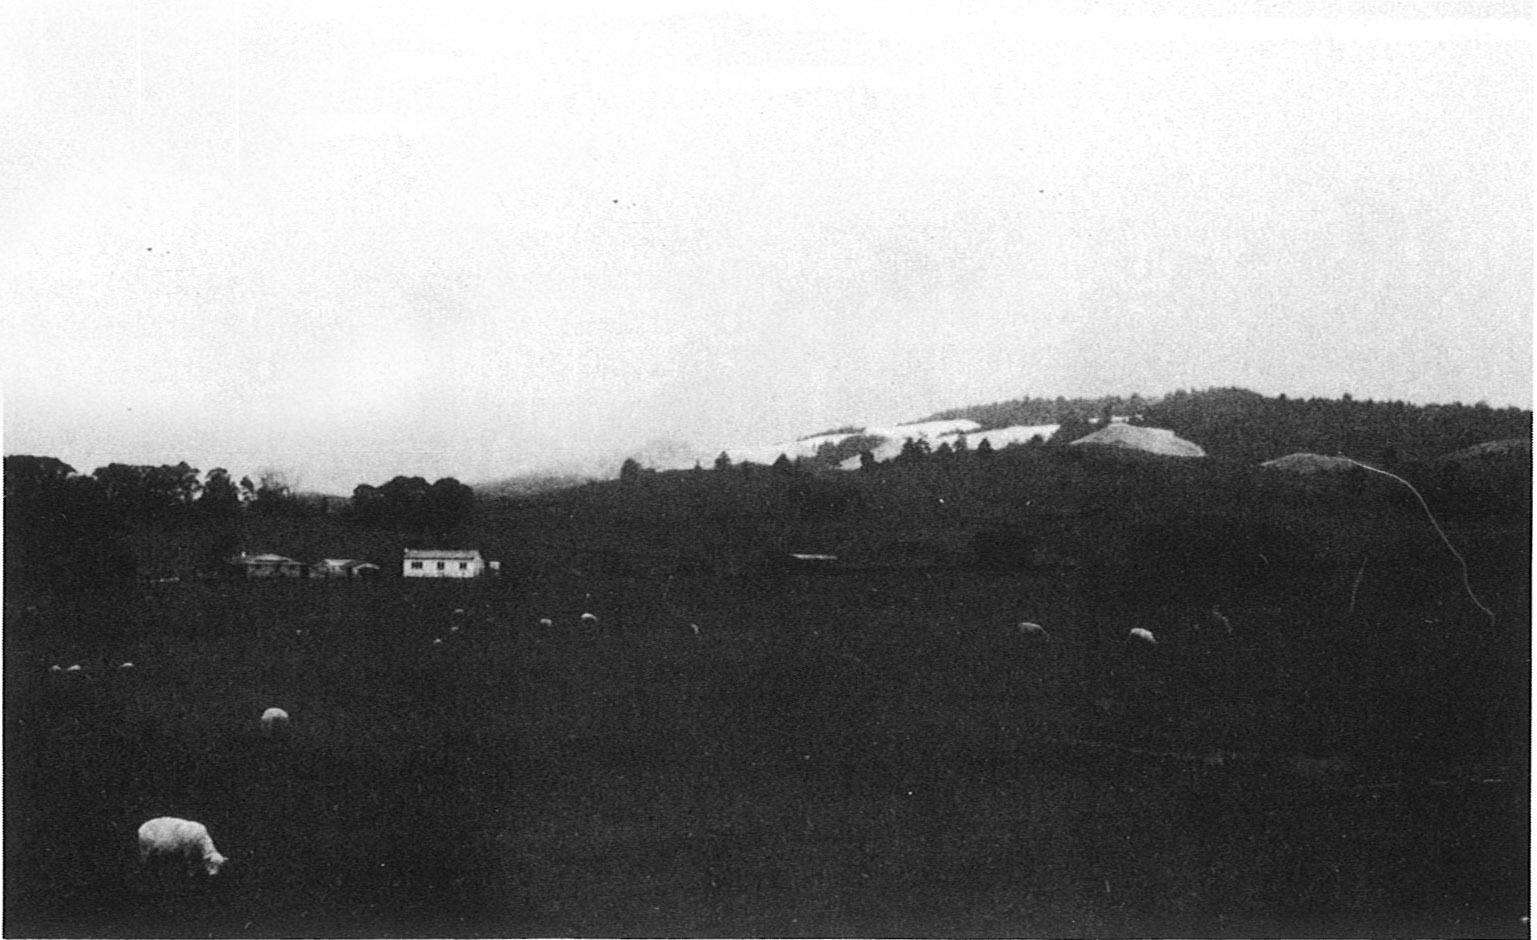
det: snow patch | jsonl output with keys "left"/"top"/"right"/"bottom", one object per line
{"left": 1069, "top": 424, "right": 1206, "bottom": 457}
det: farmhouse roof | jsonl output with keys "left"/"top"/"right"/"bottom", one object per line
{"left": 1068, "top": 423, "right": 1206, "bottom": 457}
{"left": 232, "top": 553, "right": 300, "bottom": 565}
{"left": 403, "top": 549, "right": 483, "bottom": 560}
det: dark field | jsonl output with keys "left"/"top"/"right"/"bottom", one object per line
{"left": 5, "top": 567, "right": 1527, "bottom": 938}
{"left": 5, "top": 453, "right": 1530, "bottom": 937}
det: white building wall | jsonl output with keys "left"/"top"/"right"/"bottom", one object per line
{"left": 403, "top": 556, "right": 485, "bottom": 578}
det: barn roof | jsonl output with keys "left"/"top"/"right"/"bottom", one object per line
{"left": 231, "top": 553, "right": 300, "bottom": 565}
{"left": 403, "top": 549, "right": 483, "bottom": 560}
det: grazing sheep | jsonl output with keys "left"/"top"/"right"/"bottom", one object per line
{"left": 449, "top": 625, "right": 461, "bottom": 633}
{"left": 453, "top": 608, "right": 465, "bottom": 616}
{"left": 65, "top": 664, "right": 83, "bottom": 673}
{"left": 538, "top": 618, "right": 554, "bottom": 628}
{"left": 1127, "top": 628, "right": 1157, "bottom": 646}
{"left": 49, "top": 665, "right": 62, "bottom": 673}
{"left": 690, "top": 623, "right": 701, "bottom": 636}
{"left": 137, "top": 817, "right": 227, "bottom": 876}
{"left": 120, "top": 662, "right": 135, "bottom": 669}
{"left": 1204, "top": 605, "right": 1233, "bottom": 638}
{"left": 580, "top": 612, "right": 599, "bottom": 626}
{"left": 260, "top": 707, "right": 290, "bottom": 736}
{"left": 432, "top": 637, "right": 444, "bottom": 645}
{"left": 1017, "top": 622, "right": 1051, "bottom": 641}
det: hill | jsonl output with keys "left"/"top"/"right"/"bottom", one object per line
{"left": 555, "top": 388, "right": 1532, "bottom": 489}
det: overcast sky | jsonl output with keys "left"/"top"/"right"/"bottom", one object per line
{"left": 3, "top": 0, "right": 1530, "bottom": 493}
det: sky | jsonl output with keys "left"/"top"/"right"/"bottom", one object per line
{"left": 2, "top": 0, "right": 1531, "bottom": 494}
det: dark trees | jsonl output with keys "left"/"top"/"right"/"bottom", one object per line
{"left": 428, "top": 477, "right": 476, "bottom": 530}
{"left": 87, "top": 462, "right": 202, "bottom": 526}
{"left": 198, "top": 468, "right": 241, "bottom": 518}
{"left": 348, "top": 475, "right": 475, "bottom": 533}
{"left": 4, "top": 456, "right": 135, "bottom": 593}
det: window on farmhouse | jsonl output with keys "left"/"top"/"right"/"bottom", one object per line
{"left": 459, "top": 562, "right": 467, "bottom": 570}
{"left": 410, "top": 562, "right": 422, "bottom": 570}
{"left": 436, "top": 562, "right": 445, "bottom": 571}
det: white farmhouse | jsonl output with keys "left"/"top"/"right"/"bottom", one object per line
{"left": 403, "top": 549, "right": 487, "bottom": 579}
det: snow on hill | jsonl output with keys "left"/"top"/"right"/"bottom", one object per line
{"left": 613, "top": 418, "right": 1069, "bottom": 475}
{"left": 832, "top": 421, "right": 1065, "bottom": 469}
{"left": 1069, "top": 424, "right": 1206, "bottom": 457}
{"left": 720, "top": 431, "right": 863, "bottom": 468}
{"left": 826, "top": 419, "right": 980, "bottom": 465}
{"left": 865, "top": 418, "right": 982, "bottom": 440}
{"left": 1436, "top": 437, "right": 1532, "bottom": 463}
{"left": 645, "top": 419, "right": 994, "bottom": 473}
{"left": 1261, "top": 453, "right": 1360, "bottom": 474}
{"left": 953, "top": 424, "right": 1060, "bottom": 449}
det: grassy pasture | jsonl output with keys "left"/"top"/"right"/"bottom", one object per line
{"left": 4, "top": 563, "right": 1526, "bottom": 938}
{"left": 5, "top": 450, "right": 1529, "bottom": 936}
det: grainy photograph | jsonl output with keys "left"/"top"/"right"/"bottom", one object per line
{"left": 2, "top": 1, "right": 1530, "bottom": 937}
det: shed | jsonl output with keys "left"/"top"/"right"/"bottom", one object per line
{"left": 310, "top": 558, "right": 382, "bottom": 580}
{"left": 230, "top": 553, "right": 306, "bottom": 579}
{"left": 403, "top": 549, "right": 486, "bottom": 579}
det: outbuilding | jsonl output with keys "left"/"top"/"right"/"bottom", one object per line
{"left": 309, "top": 558, "right": 382, "bottom": 580}
{"left": 229, "top": 553, "right": 306, "bottom": 579}
{"left": 403, "top": 549, "right": 487, "bottom": 579}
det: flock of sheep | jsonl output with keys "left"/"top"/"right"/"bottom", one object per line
{"left": 130, "top": 707, "right": 290, "bottom": 883}
{"left": 1016, "top": 603, "right": 1234, "bottom": 648}
{"left": 428, "top": 609, "right": 626, "bottom": 646}
{"left": 82, "top": 598, "right": 1234, "bottom": 888}
{"left": 120, "top": 606, "right": 624, "bottom": 885}
{"left": 47, "top": 661, "right": 134, "bottom": 674}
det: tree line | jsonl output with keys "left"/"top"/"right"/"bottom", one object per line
{"left": 3, "top": 455, "right": 478, "bottom": 592}
{"left": 921, "top": 387, "right": 1530, "bottom": 465}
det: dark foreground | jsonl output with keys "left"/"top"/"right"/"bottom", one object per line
{"left": 5, "top": 572, "right": 1528, "bottom": 938}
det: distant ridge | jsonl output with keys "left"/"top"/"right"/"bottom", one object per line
{"left": 474, "top": 388, "right": 1531, "bottom": 490}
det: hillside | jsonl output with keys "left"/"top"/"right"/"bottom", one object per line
{"left": 472, "top": 388, "right": 1531, "bottom": 495}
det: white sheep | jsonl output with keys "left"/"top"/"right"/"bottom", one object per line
{"left": 1204, "top": 605, "right": 1233, "bottom": 638}
{"left": 453, "top": 608, "right": 466, "bottom": 615}
{"left": 49, "top": 665, "right": 62, "bottom": 673}
{"left": 260, "top": 707, "right": 290, "bottom": 736}
{"left": 538, "top": 618, "right": 554, "bottom": 628}
{"left": 120, "top": 662, "right": 135, "bottom": 669}
{"left": 65, "top": 664, "right": 83, "bottom": 673}
{"left": 690, "top": 623, "right": 701, "bottom": 636}
{"left": 432, "top": 637, "right": 444, "bottom": 645}
{"left": 137, "top": 817, "right": 228, "bottom": 876}
{"left": 1016, "top": 622, "right": 1051, "bottom": 641}
{"left": 449, "top": 625, "right": 461, "bottom": 633}
{"left": 1127, "top": 628, "right": 1158, "bottom": 646}
{"left": 580, "top": 612, "right": 599, "bottom": 626}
